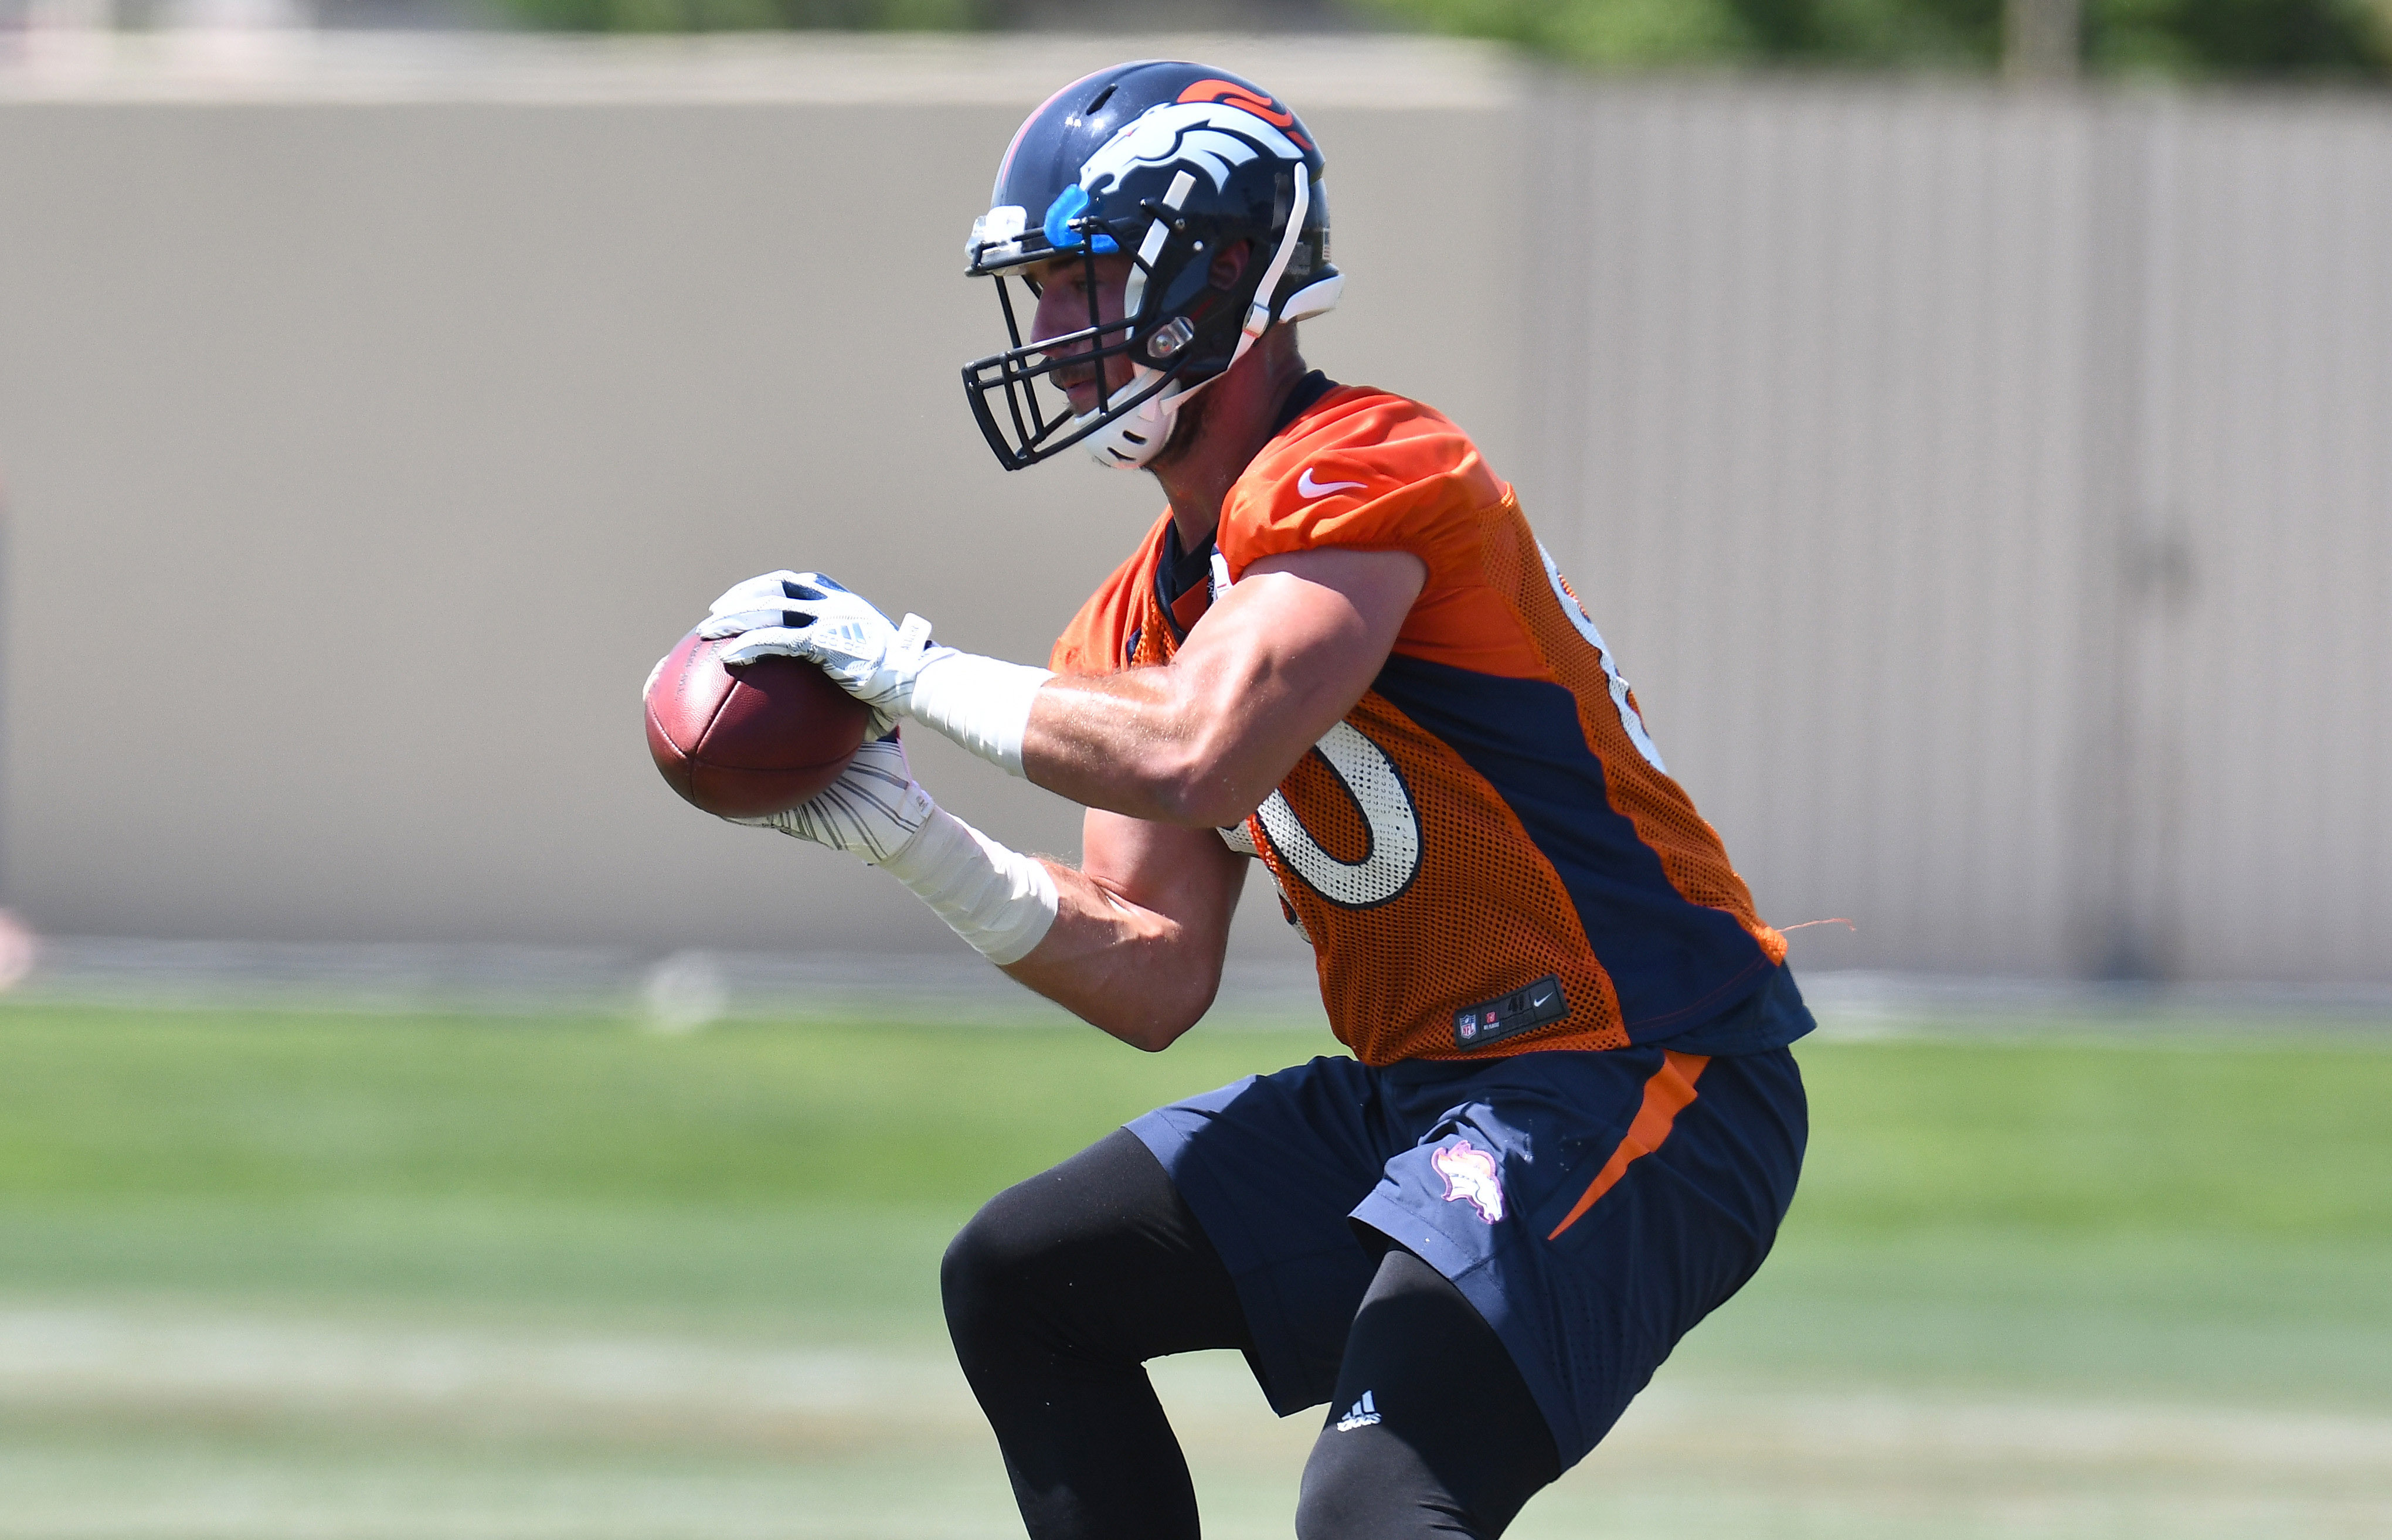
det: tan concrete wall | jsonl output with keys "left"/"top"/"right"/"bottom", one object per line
{"left": 0, "top": 36, "right": 1525, "bottom": 963}
{"left": 1517, "top": 83, "right": 2392, "bottom": 985}
{"left": 1523, "top": 83, "right": 2102, "bottom": 980}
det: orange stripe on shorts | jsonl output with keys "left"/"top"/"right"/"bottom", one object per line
{"left": 1545, "top": 1051, "right": 1710, "bottom": 1241}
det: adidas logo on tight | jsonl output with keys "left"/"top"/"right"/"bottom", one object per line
{"left": 1333, "top": 1391, "right": 1381, "bottom": 1432}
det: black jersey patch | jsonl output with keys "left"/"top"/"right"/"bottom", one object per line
{"left": 1453, "top": 975, "right": 1569, "bottom": 1051}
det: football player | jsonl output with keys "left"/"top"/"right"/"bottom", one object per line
{"left": 687, "top": 60, "right": 1813, "bottom": 1540}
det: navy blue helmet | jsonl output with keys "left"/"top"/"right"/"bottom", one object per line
{"left": 961, "top": 61, "right": 1341, "bottom": 471}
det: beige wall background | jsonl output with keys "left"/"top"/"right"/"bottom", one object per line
{"left": 1523, "top": 84, "right": 2392, "bottom": 984}
{"left": 1, "top": 36, "right": 2386, "bottom": 983}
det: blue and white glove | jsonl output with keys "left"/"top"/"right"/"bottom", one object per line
{"left": 732, "top": 735, "right": 933, "bottom": 866}
{"left": 702, "top": 573, "right": 940, "bottom": 740}
{"left": 698, "top": 570, "right": 1052, "bottom": 777}
{"left": 730, "top": 729, "right": 1056, "bottom": 966}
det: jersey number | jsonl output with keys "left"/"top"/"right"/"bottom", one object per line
{"left": 1252, "top": 722, "right": 1422, "bottom": 909}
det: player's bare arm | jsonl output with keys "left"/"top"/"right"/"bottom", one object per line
{"left": 1002, "top": 811, "right": 1245, "bottom": 1051}
{"left": 997, "top": 543, "right": 1423, "bottom": 1049}
{"left": 1021, "top": 545, "right": 1425, "bottom": 828}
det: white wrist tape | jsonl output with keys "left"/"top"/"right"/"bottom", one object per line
{"left": 907, "top": 651, "right": 1052, "bottom": 777}
{"left": 878, "top": 806, "right": 1059, "bottom": 966}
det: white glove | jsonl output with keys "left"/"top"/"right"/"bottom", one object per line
{"left": 698, "top": 569, "right": 1054, "bottom": 777}
{"left": 732, "top": 733, "right": 933, "bottom": 867}
{"left": 734, "top": 730, "right": 1058, "bottom": 964}
{"left": 701, "top": 572, "right": 948, "bottom": 737}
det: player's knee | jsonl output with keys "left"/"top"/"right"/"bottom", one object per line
{"left": 940, "top": 1196, "right": 1033, "bottom": 1362}
{"left": 940, "top": 1166, "right": 1093, "bottom": 1365}
{"left": 1291, "top": 1438, "right": 1365, "bottom": 1540}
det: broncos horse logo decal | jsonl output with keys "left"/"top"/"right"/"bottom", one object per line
{"left": 1432, "top": 1139, "right": 1506, "bottom": 1225}
{"left": 1077, "top": 100, "right": 1307, "bottom": 199}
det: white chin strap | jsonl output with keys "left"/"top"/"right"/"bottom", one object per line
{"left": 1081, "top": 166, "right": 1324, "bottom": 472}
{"left": 1079, "top": 366, "right": 1212, "bottom": 471}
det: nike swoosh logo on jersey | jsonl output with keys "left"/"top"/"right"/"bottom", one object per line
{"left": 1297, "top": 467, "right": 1366, "bottom": 499}
{"left": 1531, "top": 990, "right": 1554, "bottom": 1008}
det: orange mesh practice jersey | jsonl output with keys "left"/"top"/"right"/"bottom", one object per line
{"left": 1052, "top": 385, "right": 1787, "bottom": 1067}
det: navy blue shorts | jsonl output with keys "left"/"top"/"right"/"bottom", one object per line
{"left": 1129, "top": 1036, "right": 1806, "bottom": 1465}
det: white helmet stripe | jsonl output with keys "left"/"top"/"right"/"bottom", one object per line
{"left": 1228, "top": 165, "right": 1310, "bottom": 373}
{"left": 1123, "top": 170, "right": 1197, "bottom": 327}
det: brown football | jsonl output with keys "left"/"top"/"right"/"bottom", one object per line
{"left": 644, "top": 629, "right": 871, "bottom": 819}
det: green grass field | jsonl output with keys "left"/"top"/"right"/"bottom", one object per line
{"left": 1, "top": 1001, "right": 2387, "bottom": 1538}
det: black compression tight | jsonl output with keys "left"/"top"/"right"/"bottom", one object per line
{"left": 940, "top": 1128, "right": 1248, "bottom": 1536}
{"left": 1293, "top": 1246, "right": 1561, "bottom": 1538}
{"left": 941, "top": 1129, "right": 1560, "bottom": 1540}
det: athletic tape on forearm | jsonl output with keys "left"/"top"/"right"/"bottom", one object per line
{"left": 906, "top": 652, "right": 1052, "bottom": 778}
{"left": 876, "top": 806, "right": 1058, "bottom": 966}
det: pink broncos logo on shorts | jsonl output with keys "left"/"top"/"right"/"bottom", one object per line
{"left": 1432, "top": 1138, "right": 1506, "bottom": 1225}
